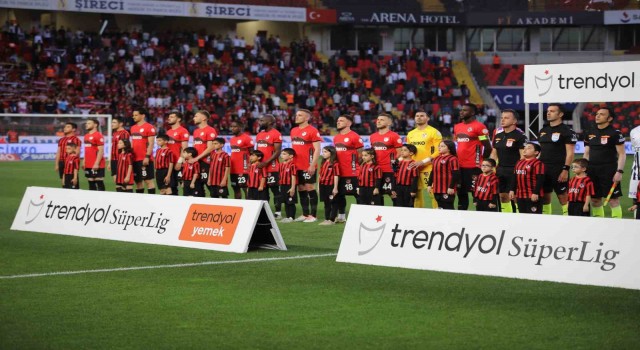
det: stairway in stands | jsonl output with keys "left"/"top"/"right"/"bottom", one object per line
{"left": 451, "top": 60, "right": 484, "bottom": 106}
{"left": 419, "top": 0, "right": 445, "bottom": 11}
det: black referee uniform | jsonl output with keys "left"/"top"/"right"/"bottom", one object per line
{"left": 538, "top": 123, "right": 577, "bottom": 196}
{"left": 493, "top": 130, "right": 527, "bottom": 198}
{"left": 585, "top": 125, "right": 626, "bottom": 199}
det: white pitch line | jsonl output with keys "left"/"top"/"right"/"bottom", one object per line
{"left": 0, "top": 253, "right": 337, "bottom": 280}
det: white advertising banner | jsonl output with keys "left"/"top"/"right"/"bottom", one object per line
{"left": 11, "top": 187, "right": 286, "bottom": 253}
{"left": 604, "top": 10, "right": 640, "bottom": 25}
{"left": 524, "top": 61, "right": 640, "bottom": 103}
{"left": 0, "top": 0, "right": 306, "bottom": 22}
{"left": 337, "top": 205, "right": 640, "bottom": 290}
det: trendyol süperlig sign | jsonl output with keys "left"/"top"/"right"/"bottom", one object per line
{"left": 524, "top": 61, "right": 640, "bottom": 103}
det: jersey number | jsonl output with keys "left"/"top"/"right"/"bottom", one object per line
{"left": 200, "top": 172, "right": 208, "bottom": 180}
{"left": 238, "top": 176, "right": 247, "bottom": 184}
{"left": 382, "top": 183, "right": 392, "bottom": 190}
{"left": 345, "top": 183, "right": 353, "bottom": 191}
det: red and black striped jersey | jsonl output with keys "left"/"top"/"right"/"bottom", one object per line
{"left": 474, "top": 173, "right": 498, "bottom": 201}
{"left": 116, "top": 152, "right": 134, "bottom": 184}
{"left": 429, "top": 154, "right": 460, "bottom": 194}
{"left": 319, "top": 161, "right": 338, "bottom": 185}
{"left": 279, "top": 161, "right": 297, "bottom": 186}
{"left": 57, "top": 135, "right": 82, "bottom": 161}
{"left": 358, "top": 162, "right": 381, "bottom": 188}
{"left": 110, "top": 129, "right": 130, "bottom": 160}
{"left": 395, "top": 160, "right": 418, "bottom": 186}
{"left": 248, "top": 163, "right": 267, "bottom": 188}
{"left": 154, "top": 147, "right": 174, "bottom": 169}
{"left": 209, "top": 151, "right": 230, "bottom": 186}
{"left": 63, "top": 154, "right": 80, "bottom": 175}
{"left": 182, "top": 161, "right": 200, "bottom": 181}
{"left": 567, "top": 176, "right": 595, "bottom": 202}
{"left": 513, "top": 158, "right": 545, "bottom": 198}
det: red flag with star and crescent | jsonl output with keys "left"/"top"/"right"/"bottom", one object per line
{"left": 307, "top": 8, "right": 337, "bottom": 24}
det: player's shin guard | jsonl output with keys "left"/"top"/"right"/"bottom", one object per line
{"left": 308, "top": 190, "right": 318, "bottom": 217}
{"left": 542, "top": 204, "right": 553, "bottom": 215}
{"left": 299, "top": 190, "right": 309, "bottom": 216}
{"left": 611, "top": 205, "right": 622, "bottom": 219}
{"left": 148, "top": 188, "right": 156, "bottom": 194}
{"left": 561, "top": 203, "right": 568, "bottom": 216}
{"left": 592, "top": 205, "right": 604, "bottom": 217}
{"left": 501, "top": 202, "right": 513, "bottom": 213}
{"left": 88, "top": 181, "right": 97, "bottom": 191}
{"left": 95, "top": 181, "right": 105, "bottom": 191}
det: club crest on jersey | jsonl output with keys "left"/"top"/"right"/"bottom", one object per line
{"left": 506, "top": 139, "right": 514, "bottom": 147}
{"left": 422, "top": 133, "right": 426, "bottom": 138}
{"left": 237, "top": 140, "right": 242, "bottom": 144}
{"left": 552, "top": 133, "right": 560, "bottom": 142}
{"left": 302, "top": 132, "right": 307, "bottom": 136}
{"left": 384, "top": 137, "right": 389, "bottom": 142}
{"left": 467, "top": 127, "right": 473, "bottom": 132}
{"left": 141, "top": 128, "right": 144, "bottom": 132}
{"left": 601, "top": 136, "right": 609, "bottom": 145}
{"left": 210, "top": 133, "right": 215, "bottom": 137}
{"left": 531, "top": 206, "right": 537, "bottom": 212}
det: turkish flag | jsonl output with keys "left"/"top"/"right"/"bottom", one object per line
{"left": 307, "top": 8, "right": 337, "bottom": 24}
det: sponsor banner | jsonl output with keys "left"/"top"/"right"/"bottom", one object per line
{"left": 466, "top": 11, "right": 603, "bottom": 26}
{"left": 488, "top": 87, "right": 578, "bottom": 110}
{"left": 20, "top": 153, "right": 57, "bottom": 161}
{"left": 12, "top": 187, "right": 286, "bottom": 253}
{"left": 19, "top": 136, "right": 60, "bottom": 144}
{"left": 524, "top": 61, "right": 640, "bottom": 103}
{"left": 337, "top": 205, "right": 640, "bottom": 290}
{"left": 0, "top": 0, "right": 306, "bottom": 22}
{"left": 307, "top": 8, "right": 337, "bottom": 24}
{"left": 336, "top": 9, "right": 464, "bottom": 26}
{"left": 0, "top": 153, "right": 21, "bottom": 162}
{"left": 0, "top": 143, "right": 57, "bottom": 154}
{"left": 604, "top": 10, "right": 640, "bottom": 25}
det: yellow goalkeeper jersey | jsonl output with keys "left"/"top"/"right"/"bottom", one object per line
{"left": 406, "top": 126, "right": 443, "bottom": 173}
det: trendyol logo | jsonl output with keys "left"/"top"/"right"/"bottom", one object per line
{"left": 358, "top": 215, "right": 386, "bottom": 256}
{"left": 179, "top": 204, "right": 243, "bottom": 245}
{"left": 534, "top": 69, "right": 554, "bottom": 97}
{"left": 621, "top": 11, "right": 630, "bottom": 24}
{"left": 25, "top": 194, "right": 46, "bottom": 224}
{"left": 534, "top": 68, "right": 636, "bottom": 96}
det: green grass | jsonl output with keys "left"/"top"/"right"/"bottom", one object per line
{"left": 1, "top": 160, "right": 639, "bottom": 349}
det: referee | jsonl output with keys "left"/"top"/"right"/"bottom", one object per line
{"left": 584, "top": 107, "right": 626, "bottom": 218}
{"left": 490, "top": 109, "right": 526, "bottom": 213}
{"left": 538, "top": 103, "right": 577, "bottom": 215}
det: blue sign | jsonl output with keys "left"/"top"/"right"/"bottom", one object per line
{"left": 488, "top": 87, "right": 577, "bottom": 111}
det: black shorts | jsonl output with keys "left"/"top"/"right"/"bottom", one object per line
{"left": 183, "top": 182, "right": 199, "bottom": 197}
{"left": 496, "top": 166, "right": 514, "bottom": 193}
{"left": 230, "top": 174, "right": 248, "bottom": 188}
{"left": 296, "top": 170, "right": 317, "bottom": 185}
{"left": 568, "top": 201, "right": 590, "bottom": 217}
{"left": 459, "top": 167, "right": 481, "bottom": 193}
{"left": 248, "top": 188, "right": 269, "bottom": 200}
{"left": 543, "top": 164, "right": 568, "bottom": 195}
{"left": 338, "top": 177, "right": 358, "bottom": 196}
{"left": 84, "top": 168, "right": 105, "bottom": 179}
{"left": 156, "top": 169, "right": 171, "bottom": 189}
{"left": 63, "top": 174, "right": 78, "bottom": 189}
{"left": 279, "top": 184, "right": 298, "bottom": 205}
{"left": 434, "top": 193, "right": 455, "bottom": 209}
{"left": 267, "top": 172, "right": 280, "bottom": 187}
{"left": 110, "top": 160, "right": 118, "bottom": 177}
{"left": 588, "top": 164, "right": 622, "bottom": 199}
{"left": 133, "top": 161, "right": 155, "bottom": 182}
{"left": 198, "top": 161, "right": 210, "bottom": 184}
{"left": 516, "top": 198, "right": 542, "bottom": 214}
{"left": 210, "top": 185, "right": 229, "bottom": 198}
{"left": 475, "top": 199, "right": 498, "bottom": 212}
{"left": 380, "top": 172, "right": 396, "bottom": 195}
{"left": 393, "top": 185, "right": 415, "bottom": 208}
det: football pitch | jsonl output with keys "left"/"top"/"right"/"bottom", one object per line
{"left": 1, "top": 160, "right": 639, "bottom": 349}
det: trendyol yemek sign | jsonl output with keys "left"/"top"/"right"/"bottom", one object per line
{"left": 337, "top": 205, "right": 640, "bottom": 290}
{"left": 12, "top": 187, "right": 286, "bottom": 253}
{"left": 524, "top": 61, "right": 640, "bottom": 103}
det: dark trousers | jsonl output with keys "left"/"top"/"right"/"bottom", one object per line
{"left": 393, "top": 185, "right": 414, "bottom": 207}
{"left": 279, "top": 185, "right": 297, "bottom": 219}
{"left": 475, "top": 199, "right": 498, "bottom": 212}
{"left": 568, "top": 201, "right": 590, "bottom": 217}
{"left": 358, "top": 187, "right": 382, "bottom": 206}
{"left": 319, "top": 184, "right": 337, "bottom": 220}
{"left": 517, "top": 198, "right": 542, "bottom": 214}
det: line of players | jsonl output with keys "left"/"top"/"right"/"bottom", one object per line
{"left": 55, "top": 104, "right": 639, "bottom": 221}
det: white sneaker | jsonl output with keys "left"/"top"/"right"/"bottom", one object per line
{"left": 318, "top": 220, "right": 335, "bottom": 225}
{"left": 274, "top": 212, "right": 282, "bottom": 220}
{"left": 335, "top": 217, "right": 346, "bottom": 223}
{"left": 303, "top": 216, "right": 317, "bottom": 223}
{"left": 280, "top": 217, "right": 294, "bottom": 223}
{"left": 294, "top": 215, "right": 308, "bottom": 222}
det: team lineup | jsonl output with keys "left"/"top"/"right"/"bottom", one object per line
{"left": 56, "top": 104, "right": 640, "bottom": 223}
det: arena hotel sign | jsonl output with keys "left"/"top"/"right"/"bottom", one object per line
{"left": 337, "top": 10, "right": 464, "bottom": 26}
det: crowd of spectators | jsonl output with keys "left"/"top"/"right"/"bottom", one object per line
{"left": 1, "top": 20, "right": 472, "bottom": 138}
